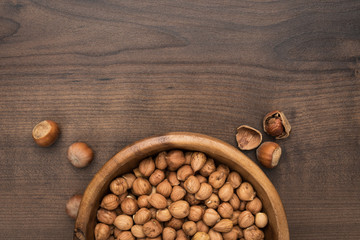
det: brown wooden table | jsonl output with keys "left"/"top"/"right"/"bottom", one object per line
{"left": 1, "top": 1, "right": 359, "bottom": 239}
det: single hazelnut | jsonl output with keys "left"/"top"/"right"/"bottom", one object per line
{"left": 218, "top": 182, "right": 234, "bottom": 202}
{"left": 117, "top": 231, "right": 135, "bottom": 240}
{"left": 196, "top": 175, "right": 207, "bottom": 184}
{"left": 166, "top": 150, "right": 186, "bottom": 171}
{"left": 263, "top": 110, "right": 291, "bottom": 139}
{"left": 177, "top": 165, "right": 194, "bottom": 181}
{"left": 139, "top": 157, "right": 156, "bottom": 177}
{"left": 199, "top": 158, "right": 216, "bottom": 177}
{"left": 231, "top": 211, "right": 241, "bottom": 225}
{"left": 246, "top": 197, "right": 262, "bottom": 215}
{"left": 169, "top": 200, "right": 190, "bottom": 218}
{"left": 195, "top": 183, "right": 213, "bottom": 200}
{"left": 67, "top": 142, "right": 94, "bottom": 168}
{"left": 65, "top": 194, "right": 82, "bottom": 219}
{"left": 166, "top": 218, "right": 184, "bottom": 230}
{"left": 196, "top": 220, "right": 209, "bottom": 233}
{"left": 137, "top": 195, "right": 151, "bottom": 208}
{"left": 32, "top": 120, "right": 60, "bottom": 147}
{"left": 133, "top": 168, "right": 144, "bottom": 178}
{"left": 156, "top": 179, "right": 172, "bottom": 198}
{"left": 213, "top": 219, "right": 233, "bottom": 233}
{"left": 182, "top": 221, "right": 197, "bottom": 236}
{"left": 236, "top": 182, "right": 256, "bottom": 201}
{"left": 255, "top": 212, "right": 268, "bottom": 228}
{"left": 110, "top": 177, "right": 128, "bottom": 195}
{"left": 133, "top": 208, "right": 152, "bottom": 225}
{"left": 131, "top": 225, "right": 146, "bottom": 238}
{"left": 243, "top": 225, "right": 264, "bottom": 240}
{"left": 149, "top": 169, "right": 165, "bottom": 186}
{"left": 100, "top": 194, "right": 119, "bottom": 210}
{"left": 149, "top": 193, "right": 167, "bottom": 209}
{"left": 204, "top": 193, "right": 220, "bottom": 209}
{"left": 167, "top": 171, "right": 180, "bottom": 186}
{"left": 256, "top": 141, "right": 282, "bottom": 168}
{"left": 236, "top": 125, "right": 262, "bottom": 150}
{"left": 227, "top": 172, "right": 242, "bottom": 189}
{"left": 163, "top": 227, "right": 177, "bottom": 240}
{"left": 229, "top": 193, "right": 241, "bottom": 210}
{"left": 114, "top": 214, "right": 133, "bottom": 230}
{"left": 190, "top": 152, "right": 207, "bottom": 172}
{"left": 202, "top": 208, "right": 220, "bottom": 227}
{"left": 176, "top": 229, "right": 189, "bottom": 240}
{"left": 192, "top": 232, "right": 210, "bottom": 240}
{"left": 156, "top": 208, "right": 172, "bottom": 222}
{"left": 217, "top": 202, "right": 234, "bottom": 219}
{"left": 170, "top": 185, "right": 186, "bottom": 202}
{"left": 132, "top": 177, "right": 152, "bottom": 196}
{"left": 208, "top": 171, "right": 226, "bottom": 189}
{"left": 238, "top": 210, "right": 255, "bottom": 228}
{"left": 121, "top": 196, "right": 139, "bottom": 215}
{"left": 222, "top": 227, "right": 238, "bottom": 240}
{"left": 188, "top": 205, "right": 205, "bottom": 222}
{"left": 96, "top": 208, "right": 117, "bottom": 225}
{"left": 122, "top": 173, "right": 136, "bottom": 189}
{"left": 185, "top": 193, "right": 201, "bottom": 205}
{"left": 217, "top": 164, "right": 230, "bottom": 176}
{"left": 143, "top": 219, "right": 163, "bottom": 238}
{"left": 233, "top": 226, "right": 244, "bottom": 239}
{"left": 184, "top": 151, "right": 193, "bottom": 165}
{"left": 184, "top": 176, "right": 201, "bottom": 194}
{"left": 94, "top": 223, "right": 111, "bottom": 240}
{"left": 208, "top": 229, "right": 223, "bottom": 240}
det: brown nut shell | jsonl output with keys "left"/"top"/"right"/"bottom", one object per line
{"left": 32, "top": 120, "right": 60, "bottom": 147}
{"left": 256, "top": 141, "right": 282, "bottom": 168}
{"left": 236, "top": 125, "right": 262, "bottom": 150}
{"left": 263, "top": 110, "right": 291, "bottom": 139}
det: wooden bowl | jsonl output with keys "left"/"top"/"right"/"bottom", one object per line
{"left": 74, "top": 132, "right": 289, "bottom": 240}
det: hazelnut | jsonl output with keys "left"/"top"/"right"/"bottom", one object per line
{"left": 233, "top": 226, "right": 244, "bottom": 238}
{"left": 133, "top": 208, "right": 152, "bottom": 225}
{"left": 195, "top": 183, "right": 213, "bottom": 200}
{"left": 169, "top": 200, "right": 190, "bottom": 218}
{"left": 65, "top": 194, "right": 82, "bottom": 219}
{"left": 113, "top": 227, "right": 121, "bottom": 238}
{"left": 190, "top": 152, "right": 207, "bottom": 172}
{"left": 196, "top": 175, "right": 207, "bottom": 184}
{"left": 208, "top": 171, "right": 226, "bottom": 189}
{"left": 229, "top": 193, "right": 241, "bottom": 210}
{"left": 137, "top": 195, "right": 151, "bottom": 208}
{"left": 222, "top": 227, "right": 238, "bottom": 240}
{"left": 263, "top": 110, "right": 291, "bottom": 139}
{"left": 202, "top": 208, "right": 220, "bottom": 227}
{"left": 149, "top": 169, "right": 165, "bottom": 186}
{"left": 32, "top": 120, "right": 60, "bottom": 147}
{"left": 177, "top": 165, "right": 194, "bottom": 181}
{"left": 235, "top": 125, "right": 262, "bottom": 150}
{"left": 243, "top": 225, "right": 264, "bottom": 240}
{"left": 94, "top": 223, "right": 111, "bottom": 240}
{"left": 155, "top": 151, "right": 168, "bottom": 170}
{"left": 218, "top": 182, "right": 234, "bottom": 202}
{"left": 184, "top": 151, "right": 193, "bottom": 165}
{"left": 143, "top": 219, "right": 163, "bottom": 238}
{"left": 184, "top": 176, "right": 201, "bottom": 194}
{"left": 67, "top": 142, "right": 94, "bottom": 168}
{"left": 156, "top": 179, "right": 172, "bottom": 198}
{"left": 246, "top": 197, "right": 262, "bottom": 215}
{"left": 110, "top": 177, "right": 128, "bottom": 195}
{"left": 133, "top": 168, "right": 144, "bottom": 178}
{"left": 236, "top": 182, "right": 256, "bottom": 201}
{"left": 204, "top": 193, "right": 220, "bottom": 209}
{"left": 183, "top": 221, "right": 197, "bottom": 236}
{"left": 131, "top": 225, "right": 146, "bottom": 238}
{"left": 176, "top": 229, "right": 188, "bottom": 240}
{"left": 121, "top": 196, "right": 139, "bottom": 215}
{"left": 213, "top": 219, "right": 233, "bottom": 233}
{"left": 166, "top": 217, "right": 184, "bottom": 230}
{"left": 100, "top": 194, "right": 119, "bottom": 210}
{"left": 188, "top": 205, "right": 205, "bottom": 222}
{"left": 156, "top": 208, "right": 172, "bottom": 222}
{"left": 227, "top": 172, "right": 242, "bottom": 189}
{"left": 256, "top": 142, "right": 282, "bottom": 168}
{"left": 96, "top": 208, "right": 117, "bottom": 225}
{"left": 199, "top": 158, "right": 216, "bottom": 177}
{"left": 139, "top": 157, "right": 156, "bottom": 177}
{"left": 217, "top": 202, "right": 234, "bottom": 219}
{"left": 117, "top": 231, "right": 135, "bottom": 240}
{"left": 196, "top": 220, "right": 209, "bottom": 233}
{"left": 163, "top": 227, "right": 177, "bottom": 240}
{"left": 255, "top": 212, "right": 268, "bottom": 228}
{"left": 114, "top": 214, "right": 133, "bottom": 230}
{"left": 148, "top": 193, "right": 167, "bottom": 209}
{"left": 217, "top": 164, "right": 230, "bottom": 176}
{"left": 166, "top": 150, "right": 186, "bottom": 171}
{"left": 170, "top": 185, "right": 186, "bottom": 202}
{"left": 231, "top": 210, "right": 241, "bottom": 225}
{"left": 192, "top": 232, "right": 210, "bottom": 240}
{"left": 208, "top": 229, "right": 223, "bottom": 240}
{"left": 122, "top": 173, "right": 136, "bottom": 189}
{"left": 238, "top": 210, "right": 254, "bottom": 228}
{"left": 240, "top": 200, "right": 247, "bottom": 211}
{"left": 167, "top": 171, "right": 180, "bottom": 186}
{"left": 132, "top": 177, "right": 152, "bottom": 196}
{"left": 185, "top": 193, "right": 201, "bottom": 205}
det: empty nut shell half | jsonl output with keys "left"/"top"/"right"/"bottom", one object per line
{"left": 236, "top": 125, "right": 262, "bottom": 150}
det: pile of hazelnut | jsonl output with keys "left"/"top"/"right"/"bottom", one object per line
{"left": 95, "top": 150, "right": 267, "bottom": 240}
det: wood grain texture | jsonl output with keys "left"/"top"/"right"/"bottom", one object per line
{"left": 0, "top": 0, "right": 359, "bottom": 239}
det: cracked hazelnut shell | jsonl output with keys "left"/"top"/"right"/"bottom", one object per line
{"left": 263, "top": 110, "right": 291, "bottom": 139}
{"left": 236, "top": 125, "right": 262, "bottom": 150}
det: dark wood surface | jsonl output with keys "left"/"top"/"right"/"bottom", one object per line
{"left": 1, "top": 0, "right": 359, "bottom": 239}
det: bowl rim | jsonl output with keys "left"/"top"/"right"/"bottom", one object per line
{"left": 74, "top": 132, "right": 289, "bottom": 240}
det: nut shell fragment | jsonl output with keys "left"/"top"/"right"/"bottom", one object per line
{"left": 236, "top": 125, "right": 262, "bottom": 150}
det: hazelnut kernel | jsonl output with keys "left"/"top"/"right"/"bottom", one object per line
{"left": 255, "top": 212, "right": 268, "bottom": 228}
